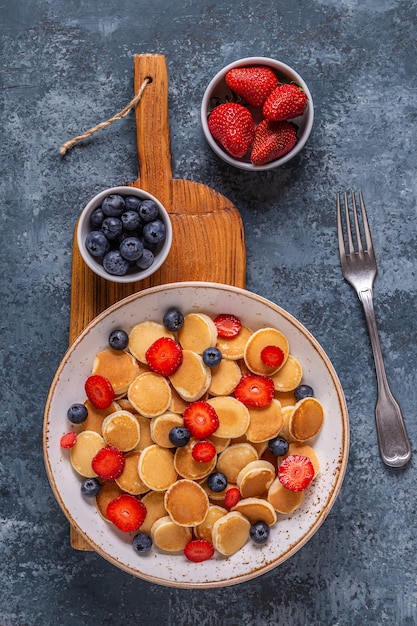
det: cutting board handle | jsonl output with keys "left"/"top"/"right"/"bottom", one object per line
{"left": 133, "top": 54, "right": 173, "bottom": 204}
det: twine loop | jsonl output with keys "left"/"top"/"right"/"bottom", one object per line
{"left": 59, "top": 77, "right": 151, "bottom": 156}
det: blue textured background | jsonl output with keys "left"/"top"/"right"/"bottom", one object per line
{"left": 1, "top": 1, "right": 417, "bottom": 624}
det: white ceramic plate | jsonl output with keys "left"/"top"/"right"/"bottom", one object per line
{"left": 43, "top": 282, "right": 349, "bottom": 588}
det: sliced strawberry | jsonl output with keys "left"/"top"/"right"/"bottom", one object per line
{"left": 260, "top": 345, "right": 285, "bottom": 368}
{"left": 183, "top": 401, "right": 219, "bottom": 438}
{"left": 60, "top": 432, "right": 77, "bottom": 448}
{"left": 145, "top": 336, "right": 183, "bottom": 376}
{"left": 106, "top": 494, "right": 147, "bottom": 533}
{"left": 184, "top": 539, "right": 215, "bottom": 563}
{"left": 91, "top": 445, "right": 125, "bottom": 480}
{"left": 85, "top": 375, "right": 115, "bottom": 410}
{"left": 223, "top": 487, "right": 241, "bottom": 509}
{"left": 234, "top": 373, "right": 274, "bottom": 407}
{"left": 191, "top": 440, "right": 217, "bottom": 463}
{"left": 278, "top": 454, "right": 314, "bottom": 492}
{"left": 213, "top": 313, "right": 242, "bottom": 338}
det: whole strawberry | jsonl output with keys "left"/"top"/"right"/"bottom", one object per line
{"left": 225, "top": 66, "right": 279, "bottom": 107}
{"left": 251, "top": 120, "right": 297, "bottom": 166}
{"left": 263, "top": 83, "right": 307, "bottom": 121}
{"left": 208, "top": 102, "right": 255, "bottom": 158}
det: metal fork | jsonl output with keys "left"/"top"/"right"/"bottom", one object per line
{"left": 337, "top": 190, "right": 412, "bottom": 468}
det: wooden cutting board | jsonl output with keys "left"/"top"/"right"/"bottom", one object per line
{"left": 69, "top": 54, "right": 246, "bottom": 549}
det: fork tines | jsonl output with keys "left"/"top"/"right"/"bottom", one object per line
{"left": 337, "top": 190, "right": 374, "bottom": 256}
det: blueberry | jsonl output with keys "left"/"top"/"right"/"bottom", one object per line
{"left": 294, "top": 384, "right": 314, "bottom": 401}
{"left": 202, "top": 347, "right": 222, "bottom": 368}
{"left": 102, "top": 194, "right": 125, "bottom": 217}
{"left": 85, "top": 230, "right": 111, "bottom": 257}
{"left": 132, "top": 532, "right": 153, "bottom": 554}
{"left": 138, "top": 199, "right": 159, "bottom": 222}
{"left": 136, "top": 248, "right": 154, "bottom": 270}
{"left": 169, "top": 426, "right": 191, "bottom": 447}
{"left": 81, "top": 477, "right": 101, "bottom": 498}
{"left": 143, "top": 219, "right": 166, "bottom": 244}
{"left": 124, "top": 195, "right": 142, "bottom": 212}
{"left": 250, "top": 521, "right": 270, "bottom": 544}
{"left": 268, "top": 436, "right": 289, "bottom": 457}
{"left": 121, "top": 210, "right": 143, "bottom": 232}
{"left": 207, "top": 472, "right": 227, "bottom": 492}
{"left": 163, "top": 308, "right": 184, "bottom": 332}
{"left": 102, "top": 217, "right": 123, "bottom": 240}
{"left": 90, "top": 208, "right": 105, "bottom": 228}
{"left": 103, "top": 250, "right": 130, "bottom": 275}
{"left": 119, "top": 236, "right": 144, "bottom": 261}
{"left": 109, "top": 329, "right": 129, "bottom": 350}
{"left": 67, "top": 403, "right": 88, "bottom": 424}
{"left": 139, "top": 235, "right": 157, "bottom": 252}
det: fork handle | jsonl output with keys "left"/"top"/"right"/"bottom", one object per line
{"left": 359, "top": 288, "right": 412, "bottom": 467}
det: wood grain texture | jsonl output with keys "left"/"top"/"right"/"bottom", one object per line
{"left": 69, "top": 54, "right": 246, "bottom": 550}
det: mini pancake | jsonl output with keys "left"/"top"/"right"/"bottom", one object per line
{"left": 102, "top": 410, "right": 140, "bottom": 451}
{"left": 177, "top": 313, "right": 217, "bottom": 354}
{"left": 212, "top": 511, "right": 251, "bottom": 556}
{"left": 232, "top": 497, "right": 277, "bottom": 526}
{"left": 151, "top": 516, "right": 192, "bottom": 552}
{"left": 267, "top": 477, "right": 305, "bottom": 514}
{"left": 140, "top": 491, "right": 167, "bottom": 535}
{"left": 95, "top": 481, "right": 123, "bottom": 520}
{"left": 274, "top": 390, "right": 297, "bottom": 407}
{"left": 195, "top": 505, "right": 227, "bottom": 542}
{"left": 169, "top": 386, "right": 189, "bottom": 414}
{"left": 207, "top": 396, "right": 250, "bottom": 439}
{"left": 92, "top": 348, "right": 141, "bottom": 396}
{"left": 164, "top": 479, "right": 209, "bottom": 526}
{"left": 284, "top": 442, "right": 320, "bottom": 477}
{"left": 115, "top": 449, "right": 149, "bottom": 495}
{"left": 129, "top": 321, "right": 174, "bottom": 363}
{"left": 168, "top": 350, "right": 211, "bottom": 402}
{"left": 80, "top": 400, "right": 120, "bottom": 434}
{"left": 278, "top": 405, "right": 298, "bottom": 443}
{"left": 137, "top": 444, "right": 177, "bottom": 491}
{"left": 231, "top": 433, "right": 267, "bottom": 457}
{"left": 70, "top": 430, "right": 106, "bottom": 477}
{"left": 246, "top": 399, "right": 283, "bottom": 443}
{"left": 289, "top": 397, "right": 325, "bottom": 441}
{"left": 174, "top": 437, "right": 217, "bottom": 480}
{"left": 237, "top": 460, "right": 276, "bottom": 498}
{"left": 135, "top": 414, "right": 154, "bottom": 451}
{"left": 216, "top": 443, "right": 259, "bottom": 484}
{"left": 244, "top": 327, "right": 290, "bottom": 376}
{"left": 128, "top": 371, "right": 171, "bottom": 417}
{"left": 271, "top": 354, "right": 303, "bottom": 392}
{"left": 208, "top": 434, "right": 231, "bottom": 454}
{"left": 208, "top": 358, "right": 242, "bottom": 396}
{"left": 215, "top": 325, "right": 253, "bottom": 360}
{"left": 150, "top": 412, "right": 184, "bottom": 448}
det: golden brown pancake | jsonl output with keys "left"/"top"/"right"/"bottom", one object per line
{"left": 140, "top": 491, "right": 167, "bottom": 535}
{"left": 128, "top": 371, "right": 171, "bottom": 417}
{"left": 289, "top": 397, "right": 324, "bottom": 441}
{"left": 237, "top": 460, "right": 276, "bottom": 498}
{"left": 151, "top": 516, "right": 192, "bottom": 552}
{"left": 207, "top": 396, "right": 250, "bottom": 438}
{"left": 271, "top": 354, "right": 303, "bottom": 392}
{"left": 245, "top": 399, "right": 283, "bottom": 443}
{"left": 70, "top": 430, "right": 106, "bottom": 477}
{"left": 215, "top": 325, "right": 253, "bottom": 360}
{"left": 177, "top": 313, "right": 217, "bottom": 354}
{"left": 164, "top": 479, "right": 209, "bottom": 526}
{"left": 168, "top": 350, "right": 211, "bottom": 402}
{"left": 232, "top": 497, "right": 277, "bottom": 526}
{"left": 216, "top": 443, "right": 259, "bottom": 484}
{"left": 115, "top": 449, "right": 149, "bottom": 495}
{"left": 128, "top": 321, "right": 174, "bottom": 363}
{"left": 267, "top": 477, "right": 305, "bottom": 514}
{"left": 137, "top": 444, "right": 178, "bottom": 491}
{"left": 212, "top": 511, "right": 250, "bottom": 556}
{"left": 102, "top": 410, "right": 140, "bottom": 451}
{"left": 208, "top": 358, "right": 241, "bottom": 396}
{"left": 244, "top": 327, "right": 290, "bottom": 376}
{"left": 92, "top": 348, "right": 141, "bottom": 396}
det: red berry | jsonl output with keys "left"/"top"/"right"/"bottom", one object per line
{"left": 145, "top": 336, "right": 183, "bottom": 376}
{"left": 106, "top": 494, "right": 147, "bottom": 532}
{"left": 184, "top": 539, "right": 215, "bottom": 563}
{"left": 183, "top": 401, "right": 219, "bottom": 439}
{"left": 208, "top": 102, "right": 255, "bottom": 158}
{"left": 263, "top": 82, "right": 308, "bottom": 121}
{"left": 223, "top": 487, "right": 241, "bottom": 509}
{"left": 85, "top": 375, "right": 115, "bottom": 410}
{"left": 260, "top": 345, "right": 285, "bottom": 368}
{"left": 91, "top": 445, "right": 125, "bottom": 480}
{"left": 234, "top": 373, "right": 275, "bottom": 407}
{"left": 213, "top": 313, "right": 242, "bottom": 338}
{"left": 191, "top": 440, "right": 217, "bottom": 463}
{"left": 278, "top": 454, "right": 315, "bottom": 492}
{"left": 60, "top": 432, "right": 77, "bottom": 448}
{"left": 251, "top": 119, "right": 297, "bottom": 166}
{"left": 225, "top": 65, "right": 279, "bottom": 107}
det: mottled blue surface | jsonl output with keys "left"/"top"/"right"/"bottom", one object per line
{"left": 1, "top": 1, "right": 417, "bottom": 624}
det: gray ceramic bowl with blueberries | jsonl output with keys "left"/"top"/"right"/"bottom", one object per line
{"left": 77, "top": 186, "right": 172, "bottom": 283}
